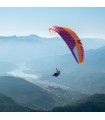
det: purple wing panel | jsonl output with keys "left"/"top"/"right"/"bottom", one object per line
{"left": 49, "top": 26, "right": 79, "bottom": 63}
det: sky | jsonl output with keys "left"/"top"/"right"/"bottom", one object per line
{"left": 0, "top": 7, "right": 105, "bottom": 38}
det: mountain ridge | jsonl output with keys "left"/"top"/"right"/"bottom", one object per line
{"left": 0, "top": 76, "right": 87, "bottom": 110}
{"left": 51, "top": 94, "right": 105, "bottom": 112}
{"left": 0, "top": 92, "right": 32, "bottom": 112}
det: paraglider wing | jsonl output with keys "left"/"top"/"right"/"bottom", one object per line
{"left": 49, "top": 26, "right": 84, "bottom": 64}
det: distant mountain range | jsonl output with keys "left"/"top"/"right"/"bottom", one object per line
{"left": 52, "top": 94, "right": 105, "bottom": 112}
{"left": 0, "top": 35, "right": 104, "bottom": 63}
{"left": 0, "top": 35, "right": 104, "bottom": 49}
{"left": 82, "top": 38, "right": 105, "bottom": 50}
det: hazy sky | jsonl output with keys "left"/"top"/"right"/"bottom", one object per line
{"left": 0, "top": 7, "right": 105, "bottom": 38}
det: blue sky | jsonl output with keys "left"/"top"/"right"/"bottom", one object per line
{"left": 0, "top": 7, "right": 105, "bottom": 38}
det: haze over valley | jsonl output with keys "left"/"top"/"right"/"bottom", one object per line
{"left": 0, "top": 35, "right": 104, "bottom": 111}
